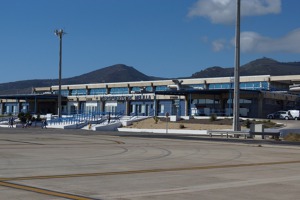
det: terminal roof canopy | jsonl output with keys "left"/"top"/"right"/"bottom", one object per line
{"left": 0, "top": 94, "right": 63, "bottom": 100}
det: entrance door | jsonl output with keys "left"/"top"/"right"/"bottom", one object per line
{"left": 105, "top": 101, "right": 117, "bottom": 114}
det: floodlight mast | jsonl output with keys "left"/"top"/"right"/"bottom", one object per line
{"left": 233, "top": 0, "right": 241, "bottom": 131}
{"left": 54, "top": 29, "right": 65, "bottom": 118}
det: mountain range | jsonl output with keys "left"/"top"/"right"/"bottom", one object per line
{"left": 192, "top": 57, "right": 300, "bottom": 78}
{"left": 1, "top": 57, "right": 300, "bottom": 95}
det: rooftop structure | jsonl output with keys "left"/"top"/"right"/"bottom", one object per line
{"left": 0, "top": 75, "right": 299, "bottom": 119}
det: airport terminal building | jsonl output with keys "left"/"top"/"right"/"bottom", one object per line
{"left": 1, "top": 74, "right": 300, "bottom": 119}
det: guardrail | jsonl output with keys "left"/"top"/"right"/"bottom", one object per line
{"left": 207, "top": 130, "right": 250, "bottom": 138}
{"left": 207, "top": 130, "right": 280, "bottom": 140}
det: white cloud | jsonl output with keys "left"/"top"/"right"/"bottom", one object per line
{"left": 201, "top": 36, "right": 209, "bottom": 43}
{"left": 188, "top": 0, "right": 281, "bottom": 24}
{"left": 212, "top": 39, "right": 226, "bottom": 52}
{"left": 230, "top": 29, "right": 300, "bottom": 53}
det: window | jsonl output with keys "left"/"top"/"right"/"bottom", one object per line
{"left": 240, "top": 81, "right": 269, "bottom": 90}
{"left": 145, "top": 86, "right": 153, "bottom": 92}
{"left": 189, "top": 84, "right": 205, "bottom": 89}
{"left": 208, "top": 81, "right": 269, "bottom": 90}
{"left": 160, "top": 104, "right": 164, "bottom": 113}
{"left": 61, "top": 90, "right": 69, "bottom": 97}
{"left": 155, "top": 86, "right": 168, "bottom": 91}
{"left": 71, "top": 89, "right": 87, "bottom": 96}
{"left": 131, "top": 87, "right": 142, "bottom": 93}
{"left": 110, "top": 87, "right": 129, "bottom": 94}
{"left": 209, "top": 83, "right": 231, "bottom": 89}
{"left": 90, "top": 88, "right": 106, "bottom": 95}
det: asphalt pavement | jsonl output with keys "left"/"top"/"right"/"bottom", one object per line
{"left": 0, "top": 127, "right": 299, "bottom": 200}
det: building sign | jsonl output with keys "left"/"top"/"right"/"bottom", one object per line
{"left": 100, "top": 96, "right": 133, "bottom": 101}
{"left": 68, "top": 94, "right": 154, "bottom": 101}
{"left": 100, "top": 94, "right": 153, "bottom": 101}
{"left": 134, "top": 95, "right": 153, "bottom": 100}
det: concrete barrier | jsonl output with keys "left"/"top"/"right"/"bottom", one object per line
{"left": 118, "top": 128, "right": 208, "bottom": 135}
{"left": 94, "top": 122, "right": 122, "bottom": 131}
{"left": 207, "top": 130, "right": 250, "bottom": 138}
{"left": 122, "top": 121, "right": 132, "bottom": 126}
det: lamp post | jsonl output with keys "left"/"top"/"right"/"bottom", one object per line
{"left": 233, "top": 0, "right": 241, "bottom": 131}
{"left": 54, "top": 29, "right": 65, "bottom": 118}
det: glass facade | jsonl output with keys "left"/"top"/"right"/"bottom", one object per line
{"left": 145, "top": 86, "right": 153, "bottom": 92}
{"left": 131, "top": 86, "right": 153, "bottom": 93}
{"left": 155, "top": 86, "right": 168, "bottom": 91}
{"left": 208, "top": 81, "right": 269, "bottom": 90}
{"left": 46, "top": 81, "right": 270, "bottom": 98}
{"left": 209, "top": 83, "right": 232, "bottom": 90}
{"left": 53, "top": 90, "right": 69, "bottom": 96}
{"left": 188, "top": 84, "right": 205, "bottom": 89}
{"left": 240, "top": 81, "right": 269, "bottom": 90}
{"left": 131, "top": 87, "right": 142, "bottom": 93}
{"left": 71, "top": 89, "right": 87, "bottom": 96}
{"left": 90, "top": 88, "right": 107, "bottom": 95}
{"left": 61, "top": 90, "right": 69, "bottom": 97}
{"left": 110, "top": 87, "right": 129, "bottom": 94}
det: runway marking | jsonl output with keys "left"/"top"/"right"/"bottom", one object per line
{"left": 0, "top": 139, "right": 125, "bottom": 146}
{"left": 0, "top": 181, "right": 97, "bottom": 200}
{"left": 0, "top": 139, "right": 43, "bottom": 145}
{"left": 0, "top": 160, "right": 299, "bottom": 181}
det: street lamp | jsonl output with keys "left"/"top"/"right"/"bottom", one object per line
{"left": 233, "top": 0, "right": 241, "bottom": 131}
{"left": 54, "top": 29, "right": 65, "bottom": 118}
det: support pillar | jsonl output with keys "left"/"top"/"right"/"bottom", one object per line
{"left": 153, "top": 95, "right": 158, "bottom": 117}
{"left": 184, "top": 95, "right": 189, "bottom": 116}
{"left": 258, "top": 93, "right": 263, "bottom": 118}
{"left": 0, "top": 102, "right": 3, "bottom": 115}
{"left": 125, "top": 100, "right": 130, "bottom": 116}
{"left": 101, "top": 101, "right": 105, "bottom": 113}
{"left": 189, "top": 93, "right": 192, "bottom": 117}
{"left": 17, "top": 100, "right": 21, "bottom": 115}
{"left": 34, "top": 97, "right": 37, "bottom": 114}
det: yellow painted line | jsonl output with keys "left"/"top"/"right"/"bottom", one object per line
{"left": 0, "top": 181, "right": 95, "bottom": 200}
{"left": 1, "top": 160, "right": 299, "bottom": 182}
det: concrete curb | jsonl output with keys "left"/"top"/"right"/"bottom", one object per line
{"left": 118, "top": 128, "right": 208, "bottom": 135}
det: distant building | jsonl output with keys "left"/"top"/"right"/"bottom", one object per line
{"left": 1, "top": 74, "right": 300, "bottom": 118}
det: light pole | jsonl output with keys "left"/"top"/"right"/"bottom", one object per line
{"left": 54, "top": 29, "right": 65, "bottom": 118}
{"left": 233, "top": 0, "right": 241, "bottom": 131}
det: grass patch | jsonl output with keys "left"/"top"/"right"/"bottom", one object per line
{"left": 283, "top": 133, "right": 300, "bottom": 142}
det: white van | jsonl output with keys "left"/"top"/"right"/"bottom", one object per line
{"left": 288, "top": 110, "right": 300, "bottom": 120}
{"left": 267, "top": 111, "right": 292, "bottom": 120}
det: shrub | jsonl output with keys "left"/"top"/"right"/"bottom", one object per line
{"left": 245, "top": 119, "right": 251, "bottom": 128}
{"left": 179, "top": 124, "right": 185, "bottom": 129}
{"left": 153, "top": 116, "right": 159, "bottom": 124}
{"left": 36, "top": 114, "right": 42, "bottom": 121}
{"left": 18, "top": 112, "right": 26, "bottom": 123}
{"left": 210, "top": 113, "right": 217, "bottom": 121}
{"left": 18, "top": 112, "right": 32, "bottom": 123}
{"left": 24, "top": 112, "right": 32, "bottom": 120}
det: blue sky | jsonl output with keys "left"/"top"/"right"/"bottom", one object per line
{"left": 0, "top": 0, "right": 300, "bottom": 83}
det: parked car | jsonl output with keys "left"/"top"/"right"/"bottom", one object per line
{"left": 267, "top": 111, "right": 293, "bottom": 120}
{"left": 288, "top": 110, "right": 300, "bottom": 120}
